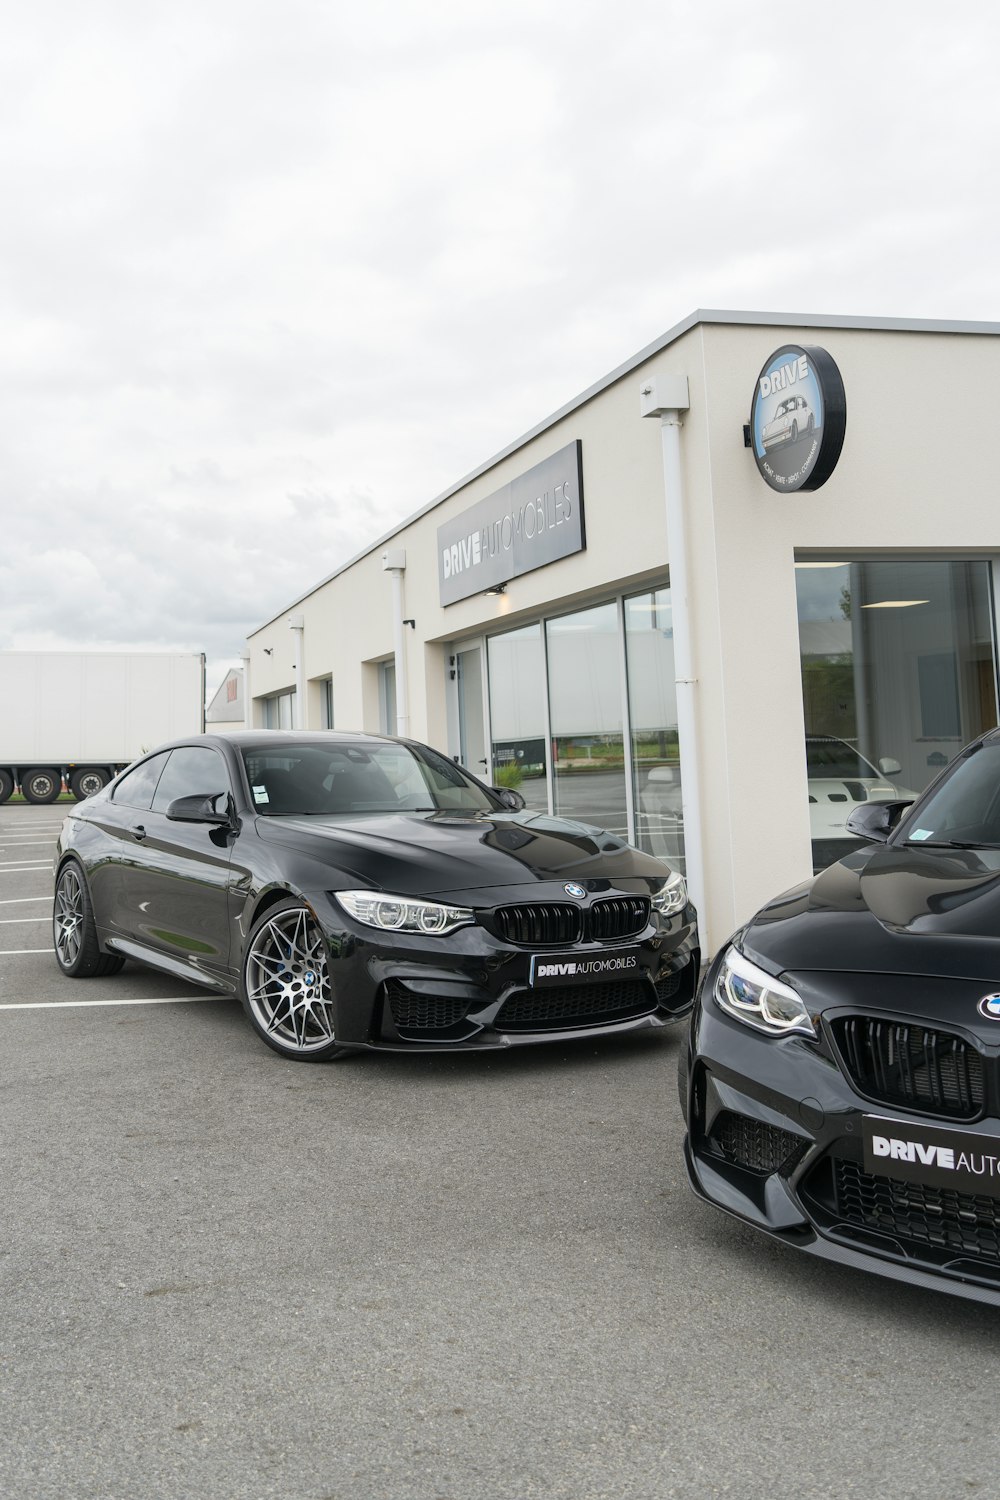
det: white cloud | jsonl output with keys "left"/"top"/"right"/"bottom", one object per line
{"left": 1, "top": 0, "right": 999, "bottom": 701}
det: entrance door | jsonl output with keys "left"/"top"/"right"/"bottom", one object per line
{"left": 453, "top": 642, "right": 489, "bottom": 778}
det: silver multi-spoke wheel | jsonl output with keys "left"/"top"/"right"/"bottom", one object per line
{"left": 52, "top": 861, "right": 124, "bottom": 978}
{"left": 54, "top": 865, "right": 85, "bottom": 970}
{"left": 244, "top": 905, "right": 338, "bottom": 1056}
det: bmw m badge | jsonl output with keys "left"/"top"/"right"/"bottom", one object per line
{"left": 978, "top": 993, "right": 1000, "bottom": 1020}
{"left": 564, "top": 883, "right": 586, "bottom": 899}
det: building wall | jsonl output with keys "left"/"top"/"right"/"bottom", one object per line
{"left": 247, "top": 315, "right": 1000, "bottom": 953}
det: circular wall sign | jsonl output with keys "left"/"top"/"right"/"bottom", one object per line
{"left": 750, "top": 344, "right": 847, "bottom": 492}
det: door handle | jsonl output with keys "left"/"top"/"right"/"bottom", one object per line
{"left": 131, "top": 825, "right": 147, "bottom": 842}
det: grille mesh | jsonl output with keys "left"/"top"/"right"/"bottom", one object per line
{"left": 832, "top": 1017, "right": 985, "bottom": 1119}
{"left": 496, "top": 979, "right": 655, "bottom": 1031}
{"left": 835, "top": 1158, "right": 1000, "bottom": 1265}
{"left": 492, "top": 896, "right": 650, "bottom": 947}
{"left": 709, "top": 1111, "right": 802, "bottom": 1174}
{"left": 386, "top": 982, "right": 470, "bottom": 1032}
{"left": 493, "top": 904, "right": 580, "bottom": 946}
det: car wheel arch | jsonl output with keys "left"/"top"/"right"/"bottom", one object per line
{"left": 246, "top": 882, "right": 318, "bottom": 934}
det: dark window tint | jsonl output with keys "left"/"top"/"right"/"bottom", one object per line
{"left": 151, "top": 747, "right": 231, "bottom": 813}
{"left": 113, "top": 752, "right": 170, "bottom": 810}
{"left": 241, "top": 741, "right": 498, "bottom": 816}
{"left": 901, "top": 743, "right": 1000, "bottom": 845}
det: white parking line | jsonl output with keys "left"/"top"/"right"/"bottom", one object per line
{"left": 0, "top": 863, "right": 51, "bottom": 871}
{"left": 0, "top": 917, "right": 48, "bottom": 923}
{"left": 0, "top": 996, "right": 223, "bottom": 1010}
{"left": 0, "top": 948, "right": 53, "bottom": 955}
{"left": 0, "top": 897, "right": 50, "bottom": 905}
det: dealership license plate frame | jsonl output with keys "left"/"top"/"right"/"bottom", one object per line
{"left": 862, "top": 1113, "right": 1000, "bottom": 1200}
{"left": 529, "top": 947, "right": 644, "bottom": 988}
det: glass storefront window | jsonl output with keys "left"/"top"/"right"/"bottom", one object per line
{"left": 263, "top": 690, "right": 295, "bottom": 730}
{"left": 546, "top": 603, "right": 628, "bottom": 839}
{"left": 487, "top": 625, "right": 548, "bottom": 813}
{"left": 796, "top": 558, "right": 998, "bottom": 871}
{"left": 380, "top": 661, "right": 396, "bottom": 736}
{"left": 625, "top": 588, "right": 684, "bottom": 870}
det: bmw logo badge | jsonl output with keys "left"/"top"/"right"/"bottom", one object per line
{"left": 978, "top": 993, "right": 1000, "bottom": 1020}
{"left": 564, "top": 883, "right": 586, "bottom": 899}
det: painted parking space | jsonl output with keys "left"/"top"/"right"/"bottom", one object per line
{"left": 0, "top": 804, "right": 217, "bottom": 1010}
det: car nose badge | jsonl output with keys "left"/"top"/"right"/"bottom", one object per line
{"left": 978, "top": 993, "right": 1000, "bottom": 1020}
{"left": 564, "top": 883, "right": 586, "bottom": 899}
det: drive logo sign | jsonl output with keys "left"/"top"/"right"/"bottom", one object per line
{"left": 750, "top": 343, "right": 847, "bottom": 493}
{"left": 531, "top": 951, "right": 639, "bottom": 987}
{"left": 863, "top": 1115, "right": 1000, "bottom": 1200}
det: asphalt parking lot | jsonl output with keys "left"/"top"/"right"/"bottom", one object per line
{"left": 3, "top": 803, "right": 1000, "bottom": 1500}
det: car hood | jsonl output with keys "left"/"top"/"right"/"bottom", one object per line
{"left": 253, "top": 807, "right": 670, "bottom": 896}
{"left": 742, "top": 842, "right": 1000, "bottom": 983}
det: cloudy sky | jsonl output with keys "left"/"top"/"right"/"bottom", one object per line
{"left": 2, "top": 1, "right": 997, "bottom": 695}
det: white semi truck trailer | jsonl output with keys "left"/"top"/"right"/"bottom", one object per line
{"left": 0, "top": 651, "right": 206, "bottom": 804}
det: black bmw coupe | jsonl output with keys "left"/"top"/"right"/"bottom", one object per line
{"left": 53, "top": 731, "right": 698, "bottom": 1061}
{"left": 681, "top": 728, "right": 1000, "bottom": 1306}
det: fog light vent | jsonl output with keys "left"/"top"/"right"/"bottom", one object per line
{"left": 709, "top": 1111, "right": 803, "bottom": 1174}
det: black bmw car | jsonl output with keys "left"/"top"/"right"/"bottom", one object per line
{"left": 53, "top": 731, "right": 698, "bottom": 1061}
{"left": 681, "top": 728, "right": 1000, "bottom": 1306}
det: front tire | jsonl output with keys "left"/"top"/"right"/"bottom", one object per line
{"left": 240, "top": 898, "right": 346, "bottom": 1061}
{"left": 53, "top": 862, "right": 126, "bottom": 977}
{"left": 0, "top": 769, "right": 13, "bottom": 805}
{"left": 23, "top": 768, "right": 61, "bottom": 804}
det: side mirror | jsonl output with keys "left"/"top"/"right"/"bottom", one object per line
{"left": 495, "top": 787, "right": 526, "bottom": 811}
{"left": 878, "top": 756, "right": 902, "bottom": 777}
{"left": 166, "top": 792, "right": 232, "bottom": 826}
{"left": 845, "top": 799, "right": 913, "bottom": 843}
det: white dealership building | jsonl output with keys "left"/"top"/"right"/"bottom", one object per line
{"left": 245, "top": 311, "right": 1000, "bottom": 951}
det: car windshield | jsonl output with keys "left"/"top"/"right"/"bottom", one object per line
{"left": 806, "top": 740, "right": 877, "bottom": 781}
{"left": 899, "top": 742, "right": 1000, "bottom": 846}
{"left": 241, "top": 741, "right": 500, "bottom": 817}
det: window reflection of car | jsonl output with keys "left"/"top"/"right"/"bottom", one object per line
{"left": 807, "top": 735, "right": 915, "bottom": 867}
{"left": 762, "top": 394, "right": 814, "bottom": 449}
{"left": 638, "top": 764, "right": 685, "bottom": 867}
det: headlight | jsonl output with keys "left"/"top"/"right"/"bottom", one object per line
{"left": 713, "top": 946, "right": 815, "bottom": 1038}
{"left": 651, "top": 871, "right": 687, "bottom": 917}
{"left": 336, "top": 890, "right": 475, "bottom": 936}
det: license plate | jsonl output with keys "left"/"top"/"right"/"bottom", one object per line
{"left": 529, "top": 948, "right": 643, "bottom": 988}
{"left": 862, "top": 1114, "right": 1000, "bottom": 1200}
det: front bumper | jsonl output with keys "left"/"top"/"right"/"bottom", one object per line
{"left": 314, "top": 890, "right": 699, "bottom": 1052}
{"left": 681, "top": 959, "right": 1000, "bottom": 1305}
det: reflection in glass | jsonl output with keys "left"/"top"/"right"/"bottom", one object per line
{"left": 546, "top": 603, "right": 627, "bottom": 838}
{"left": 487, "top": 625, "right": 548, "bottom": 813}
{"left": 625, "top": 588, "right": 684, "bottom": 870}
{"left": 796, "top": 558, "right": 998, "bottom": 872}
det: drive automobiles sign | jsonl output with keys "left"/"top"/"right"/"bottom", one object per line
{"left": 437, "top": 441, "right": 585, "bottom": 605}
{"left": 750, "top": 344, "right": 847, "bottom": 492}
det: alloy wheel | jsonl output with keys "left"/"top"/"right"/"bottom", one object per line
{"left": 244, "top": 907, "right": 335, "bottom": 1053}
{"left": 54, "top": 866, "right": 85, "bottom": 969}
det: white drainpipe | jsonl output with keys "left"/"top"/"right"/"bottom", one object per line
{"left": 240, "top": 651, "right": 252, "bottom": 729}
{"left": 639, "top": 375, "right": 705, "bottom": 926}
{"left": 288, "top": 614, "right": 305, "bottom": 729}
{"left": 381, "top": 548, "right": 409, "bottom": 738}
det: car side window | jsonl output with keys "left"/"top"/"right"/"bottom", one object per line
{"left": 150, "top": 747, "right": 231, "bottom": 814}
{"left": 112, "top": 752, "right": 171, "bottom": 810}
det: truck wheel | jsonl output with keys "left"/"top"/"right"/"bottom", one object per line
{"left": 0, "top": 770, "right": 13, "bottom": 805}
{"left": 70, "top": 767, "right": 108, "bottom": 800}
{"left": 22, "top": 769, "right": 61, "bottom": 804}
